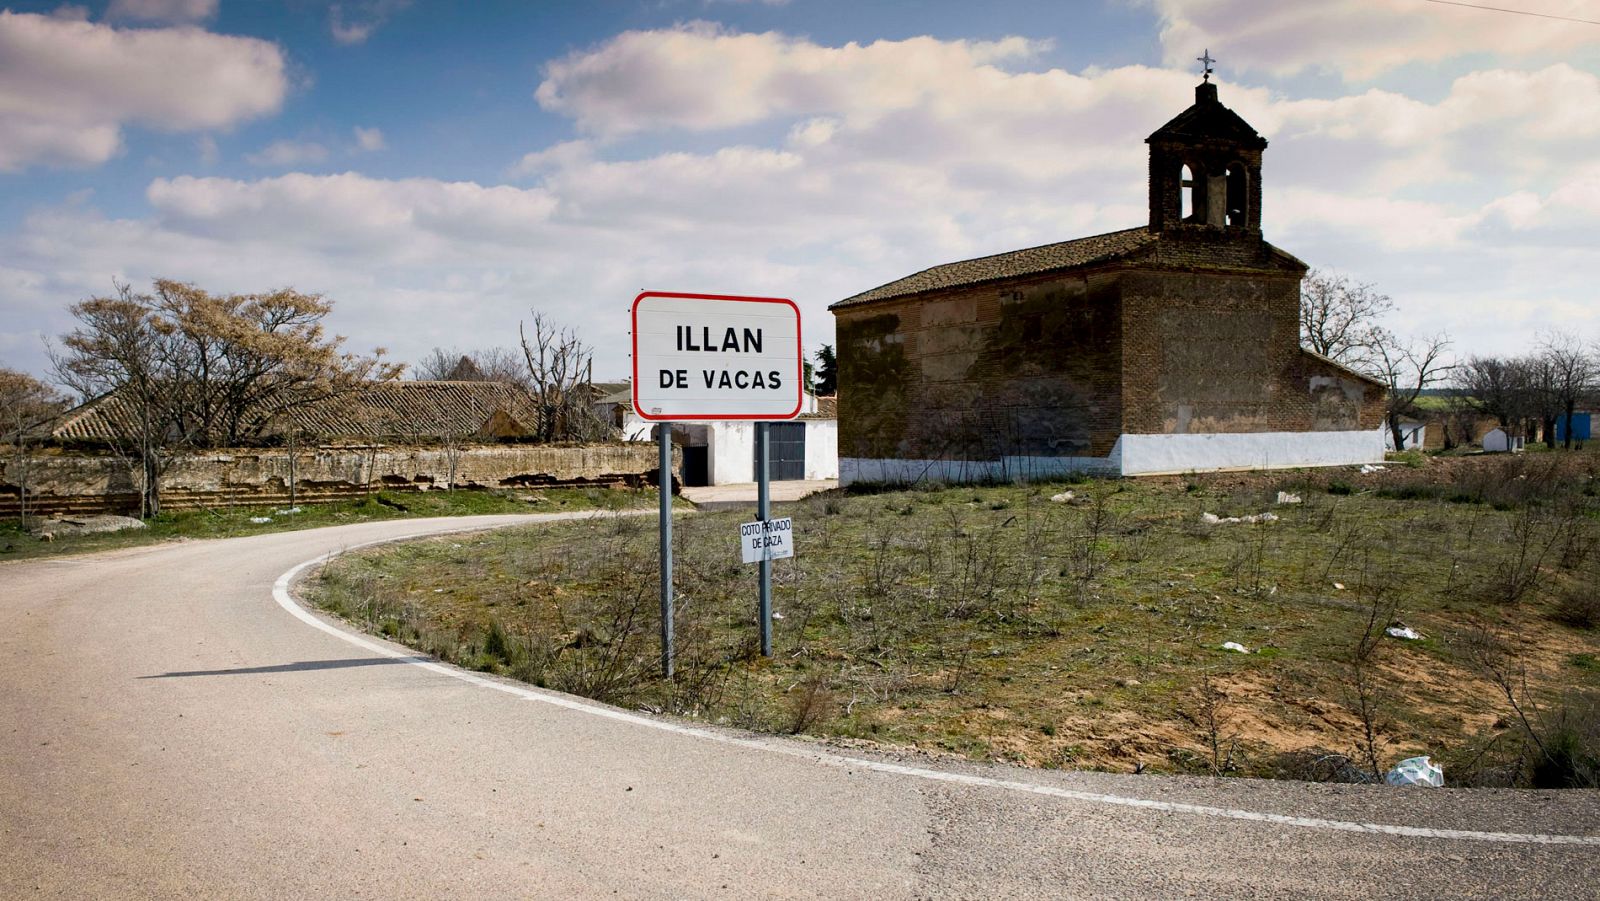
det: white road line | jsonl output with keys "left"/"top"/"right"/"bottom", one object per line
{"left": 272, "top": 524, "right": 1600, "bottom": 847}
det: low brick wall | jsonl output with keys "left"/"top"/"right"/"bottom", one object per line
{"left": 0, "top": 443, "right": 670, "bottom": 517}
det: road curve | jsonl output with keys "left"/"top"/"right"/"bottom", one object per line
{"left": 3, "top": 515, "right": 1597, "bottom": 899}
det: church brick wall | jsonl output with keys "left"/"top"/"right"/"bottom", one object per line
{"left": 836, "top": 268, "right": 1125, "bottom": 464}
{"left": 838, "top": 260, "right": 1384, "bottom": 470}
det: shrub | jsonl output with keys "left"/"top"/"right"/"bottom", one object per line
{"left": 1528, "top": 704, "right": 1600, "bottom": 789}
{"left": 1553, "top": 590, "right": 1600, "bottom": 630}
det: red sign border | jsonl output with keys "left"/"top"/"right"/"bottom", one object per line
{"left": 631, "top": 291, "right": 804, "bottom": 422}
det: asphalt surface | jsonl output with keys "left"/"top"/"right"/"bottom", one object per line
{"left": 2, "top": 514, "right": 1597, "bottom": 899}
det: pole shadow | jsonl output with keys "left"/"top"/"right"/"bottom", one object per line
{"left": 140, "top": 656, "right": 429, "bottom": 678}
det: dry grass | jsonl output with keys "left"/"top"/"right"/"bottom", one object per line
{"left": 308, "top": 452, "right": 1600, "bottom": 786}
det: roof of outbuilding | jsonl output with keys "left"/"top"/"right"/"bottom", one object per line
{"left": 1300, "top": 349, "right": 1387, "bottom": 388}
{"left": 830, "top": 227, "right": 1158, "bottom": 310}
{"left": 48, "top": 380, "right": 543, "bottom": 443}
{"left": 597, "top": 387, "right": 635, "bottom": 406}
{"left": 285, "top": 380, "right": 541, "bottom": 439}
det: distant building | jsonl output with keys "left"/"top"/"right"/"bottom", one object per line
{"left": 604, "top": 383, "right": 837, "bottom": 486}
{"left": 1482, "top": 428, "right": 1515, "bottom": 453}
{"left": 829, "top": 78, "right": 1385, "bottom": 483}
{"left": 1385, "top": 419, "right": 1426, "bottom": 452}
{"left": 1555, "top": 413, "right": 1592, "bottom": 444}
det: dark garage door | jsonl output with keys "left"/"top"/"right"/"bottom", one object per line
{"left": 753, "top": 422, "right": 806, "bottom": 481}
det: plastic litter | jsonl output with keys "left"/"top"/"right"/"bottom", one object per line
{"left": 249, "top": 516, "right": 272, "bottom": 524}
{"left": 274, "top": 506, "right": 303, "bottom": 516}
{"left": 1385, "top": 756, "right": 1444, "bottom": 787}
{"left": 1050, "top": 491, "right": 1075, "bottom": 503}
{"left": 1276, "top": 491, "right": 1302, "bottom": 505}
{"left": 771, "top": 611, "right": 785, "bottom": 620}
{"left": 1333, "top": 582, "right": 1347, "bottom": 590}
{"left": 1360, "top": 464, "right": 1387, "bottom": 474}
{"left": 1201, "top": 512, "right": 1279, "bottom": 525}
{"left": 1386, "top": 625, "right": 1423, "bottom": 641}
{"left": 1221, "top": 641, "right": 1251, "bottom": 653}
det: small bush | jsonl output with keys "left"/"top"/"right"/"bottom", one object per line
{"left": 1262, "top": 747, "right": 1373, "bottom": 784}
{"left": 787, "top": 677, "right": 835, "bottom": 734}
{"left": 1529, "top": 704, "right": 1600, "bottom": 789}
{"left": 1553, "top": 590, "right": 1600, "bottom": 630}
{"left": 1327, "top": 480, "right": 1353, "bottom": 496}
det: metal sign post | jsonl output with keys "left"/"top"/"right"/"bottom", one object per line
{"left": 756, "top": 421, "right": 772, "bottom": 657}
{"left": 658, "top": 423, "right": 673, "bottom": 679}
{"left": 631, "top": 290, "right": 802, "bottom": 673}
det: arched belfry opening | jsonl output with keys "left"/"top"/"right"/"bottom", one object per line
{"left": 1180, "top": 164, "right": 1200, "bottom": 221}
{"left": 1146, "top": 74, "right": 1267, "bottom": 235}
{"left": 1225, "top": 162, "right": 1248, "bottom": 226}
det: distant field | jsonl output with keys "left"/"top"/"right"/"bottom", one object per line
{"left": 309, "top": 454, "right": 1600, "bottom": 788}
{"left": 0, "top": 486, "right": 663, "bottom": 561}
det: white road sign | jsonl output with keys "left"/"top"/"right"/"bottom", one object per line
{"left": 632, "top": 291, "right": 803, "bottom": 421}
{"left": 740, "top": 517, "right": 794, "bottom": 564}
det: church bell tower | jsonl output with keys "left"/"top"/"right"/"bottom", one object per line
{"left": 1146, "top": 54, "right": 1267, "bottom": 235}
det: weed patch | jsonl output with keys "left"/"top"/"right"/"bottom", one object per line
{"left": 307, "top": 456, "right": 1600, "bottom": 786}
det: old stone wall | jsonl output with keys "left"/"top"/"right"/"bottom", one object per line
{"left": 836, "top": 269, "right": 1125, "bottom": 465}
{"left": 0, "top": 443, "right": 668, "bottom": 517}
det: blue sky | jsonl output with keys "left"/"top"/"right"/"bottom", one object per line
{"left": 3, "top": 0, "right": 1599, "bottom": 382}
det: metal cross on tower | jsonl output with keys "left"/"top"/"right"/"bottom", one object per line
{"left": 1197, "top": 49, "right": 1215, "bottom": 82}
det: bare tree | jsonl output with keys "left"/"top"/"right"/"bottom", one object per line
{"left": 53, "top": 280, "right": 399, "bottom": 516}
{"left": 149, "top": 280, "right": 401, "bottom": 446}
{"left": 519, "top": 313, "right": 610, "bottom": 443}
{"left": 1300, "top": 270, "right": 1395, "bottom": 372}
{"left": 1458, "top": 355, "right": 1529, "bottom": 429}
{"left": 1371, "top": 332, "right": 1454, "bottom": 452}
{"left": 53, "top": 284, "right": 189, "bottom": 516}
{"left": 1541, "top": 333, "right": 1594, "bottom": 450}
{"left": 0, "top": 367, "right": 69, "bottom": 520}
{"left": 414, "top": 346, "right": 527, "bottom": 386}
{"left": 1522, "top": 352, "right": 1562, "bottom": 448}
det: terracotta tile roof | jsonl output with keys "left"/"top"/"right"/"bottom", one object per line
{"left": 1300, "top": 349, "right": 1387, "bottom": 388}
{"left": 597, "top": 387, "right": 635, "bottom": 406}
{"left": 49, "top": 380, "right": 543, "bottom": 443}
{"left": 830, "top": 226, "right": 1157, "bottom": 309}
{"left": 1147, "top": 86, "right": 1267, "bottom": 148}
{"left": 285, "top": 381, "right": 541, "bottom": 439}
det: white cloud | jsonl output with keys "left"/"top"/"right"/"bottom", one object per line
{"left": 509, "top": 139, "right": 594, "bottom": 178}
{"left": 105, "top": 0, "right": 218, "bottom": 24}
{"left": 0, "top": 11, "right": 287, "bottom": 172}
{"left": 245, "top": 140, "right": 329, "bottom": 167}
{"left": 329, "top": 0, "right": 412, "bottom": 45}
{"left": 1144, "top": 0, "right": 1600, "bottom": 80}
{"left": 145, "top": 173, "right": 559, "bottom": 253}
{"left": 5, "top": 27, "right": 1598, "bottom": 381}
{"left": 536, "top": 23, "right": 1050, "bottom": 136}
{"left": 353, "top": 126, "right": 386, "bottom": 152}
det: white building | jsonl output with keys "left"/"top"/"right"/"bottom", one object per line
{"left": 599, "top": 386, "right": 838, "bottom": 486}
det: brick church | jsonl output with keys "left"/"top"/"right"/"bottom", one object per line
{"left": 829, "top": 76, "right": 1386, "bottom": 483}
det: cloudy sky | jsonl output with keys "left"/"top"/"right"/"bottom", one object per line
{"left": 2, "top": 0, "right": 1598, "bottom": 382}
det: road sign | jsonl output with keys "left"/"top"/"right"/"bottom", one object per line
{"left": 631, "top": 291, "right": 803, "bottom": 421}
{"left": 739, "top": 517, "right": 794, "bottom": 564}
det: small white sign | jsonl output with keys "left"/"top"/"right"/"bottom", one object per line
{"left": 632, "top": 291, "right": 803, "bottom": 421}
{"left": 739, "top": 517, "right": 794, "bottom": 564}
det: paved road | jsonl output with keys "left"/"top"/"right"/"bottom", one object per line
{"left": 3, "top": 515, "right": 1597, "bottom": 899}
